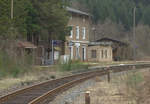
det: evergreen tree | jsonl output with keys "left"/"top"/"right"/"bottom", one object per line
{"left": 76, "top": 0, "right": 150, "bottom": 30}
{"left": 0, "top": 0, "right": 69, "bottom": 40}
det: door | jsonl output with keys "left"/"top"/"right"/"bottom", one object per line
{"left": 82, "top": 47, "right": 86, "bottom": 61}
{"left": 76, "top": 46, "right": 80, "bottom": 60}
{"left": 69, "top": 46, "right": 73, "bottom": 60}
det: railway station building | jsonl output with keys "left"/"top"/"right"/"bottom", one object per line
{"left": 88, "top": 41, "right": 113, "bottom": 62}
{"left": 23, "top": 7, "right": 130, "bottom": 65}
{"left": 88, "top": 37, "right": 130, "bottom": 62}
{"left": 64, "top": 7, "right": 92, "bottom": 61}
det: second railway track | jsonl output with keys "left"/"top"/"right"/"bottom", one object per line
{"left": 0, "top": 63, "right": 150, "bottom": 104}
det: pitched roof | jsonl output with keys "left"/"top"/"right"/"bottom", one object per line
{"left": 96, "top": 37, "right": 128, "bottom": 46}
{"left": 66, "top": 7, "right": 90, "bottom": 16}
{"left": 88, "top": 41, "right": 112, "bottom": 47}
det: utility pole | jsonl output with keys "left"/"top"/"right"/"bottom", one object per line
{"left": 52, "top": 40, "right": 54, "bottom": 65}
{"left": 133, "top": 7, "right": 136, "bottom": 60}
{"left": 11, "top": 0, "right": 14, "bottom": 19}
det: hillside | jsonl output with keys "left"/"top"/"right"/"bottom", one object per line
{"left": 75, "top": 0, "right": 150, "bottom": 29}
{"left": 71, "top": 0, "right": 150, "bottom": 58}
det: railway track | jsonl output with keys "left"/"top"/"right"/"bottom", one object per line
{"left": 0, "top": 63, "right": 150, "bottom": 104}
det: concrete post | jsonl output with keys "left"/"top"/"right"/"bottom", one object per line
{"left": 85, "top": 91, "right": 90, "bottom": 104}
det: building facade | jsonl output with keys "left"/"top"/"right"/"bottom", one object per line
{"left": 88, "top": 42, "right": 113, "bottom": 62}
{"left": 65, "top": 7, "right": 91, "bottom": 61}
{"left": 88, "top": 37, "right": 129, "bottom": 62}
{"left": 96, "top": 38, "right": 130, "bottom": 61}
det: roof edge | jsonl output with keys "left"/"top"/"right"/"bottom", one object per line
{"left": 66, "top": 7, "right": 91, "bottom": 16}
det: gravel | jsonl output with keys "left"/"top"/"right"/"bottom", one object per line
{"left": 1, "top": 67, "right": 149, "bottom": 104}
{"left": 50, "top": 68, "right": 150, "bottom": 104}
{"left": 50, "top": 78, "right": 98, "bottom": 104}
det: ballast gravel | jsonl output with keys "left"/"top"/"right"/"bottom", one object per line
{"left": 50, "top": 69, "right": 148, "bottom": 104}
{"left": 50, "top": 76, "right": 105, "bottom": 104}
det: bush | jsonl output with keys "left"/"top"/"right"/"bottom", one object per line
{"left": 126, "top": 72, "right": 143, "bottom": 88}
{"left": 0, "top": 50, "right": 33, "bottom": 78}
{"left": 58, "top": 60, "right": 88, "bottom": 71}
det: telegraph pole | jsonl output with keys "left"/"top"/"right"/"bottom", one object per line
{"left": 11, "top": 0, "right": 14, "bottom": 19}
{"left": 133, "top": 7, "right": 136, "bottom": 60}
{"left": 52, "top": 40, "right": 54, "bottom": 65}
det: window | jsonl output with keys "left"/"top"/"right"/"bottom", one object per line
{"left": 76, "top": 26, "right": 79, "bottom": 39}
{"left": 69, "top": 46, "right": 73, "bottom": 59}
{"left": 69, "top": 26, "right": 73, "bottom": 38}
{"left": 101, "top": 50, "right": 104, "bottom": 59}
{"left": 91, "top": 50, "right": 97, "bottom": 58}
{"left": 82, "top": 27, "right": 86, "bottom": 39}
{"left": 82, "top": 47, "right": 86, "bottom": 61}
{"left": 76, "top": 46, "right": 80, "bottom": 59}
{"left": 110, "top": 50, "right": 112, "bottom": 57}
{"left": 105, "top": 50, "right": 107, "bottom": 58}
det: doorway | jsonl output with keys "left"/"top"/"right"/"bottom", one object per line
{"left": 82, "top": 47, "right": 86, "bottom": 61}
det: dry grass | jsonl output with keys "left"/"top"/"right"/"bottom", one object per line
{"left": 74, "top": 69, "right": 150, "bottom": 104}
{"left": 88, "top": 61, "right": 150, "bottom": 67}
{"left": 0, "top": 66, "right": 71, "bottom": 94}
{"left": 0, "top": 75, "right": 37, "bottom": 90}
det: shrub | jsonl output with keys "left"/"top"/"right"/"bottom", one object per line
{"left": 0, "top": 50, "right": 33, "bottom": 78}
{"left": 126, "top": 72, "right": 143, "bottom": 88}
{"left": 58, "top": 60, "right": 88, "bottom": 71}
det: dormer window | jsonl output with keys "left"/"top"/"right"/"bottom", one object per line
{"left": 82, "top": 27, "right": 86, "bottom": 39}
{"left": 76, "top": 26, "right": 79, "bottom": 39}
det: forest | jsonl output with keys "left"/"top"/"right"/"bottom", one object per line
{"left": 73, "top": 0, "right": 150, "bottom": 58}
{"left": 0, "top": 0, "right": 69, "bottom": 40}
{"left": 0, "top": 0, "right": 70, "bottom": 77}
{"left": 76, "top": 0, "right": 150, "bottom": 30}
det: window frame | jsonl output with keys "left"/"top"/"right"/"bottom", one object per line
{"left": 69, "top": 46, "right": 73, "bottom": 59}
{"left": 91, "top": 50, "right": 97, "bottom": 58}
{"left": 105, "top": 49, "right": 108, "bottom": 59}
{"left": 82, "top": 27, "right": 86, "bottom": 39}
{"left": 101, "top": 50, "right": 104, "bottom": 59}
{"left": 76, "top": 46, "right": 80, "bottom": 59}
{"left": 76, "top": 26, "right": 80, "bottom": 39}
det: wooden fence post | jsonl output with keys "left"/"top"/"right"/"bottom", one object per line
{"left": 85, "top": 91, "right": 90, "bottom": 104}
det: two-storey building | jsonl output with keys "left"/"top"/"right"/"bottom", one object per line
{"left": 65, "top": 7, "right": 91, "bottom": 61}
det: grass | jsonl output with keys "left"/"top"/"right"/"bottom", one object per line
{"left": 57, "top": 60, "right": 89, "bottom": 71}
{"left": 71, "top": 68, "right": 149, "bottom": 104}
{"left": 0, "top": 51, "right": 33, "bottom": 78}
{"left": 88, "top": 61, "right": 150, "bottom": 67}
{"left": 126, "top": 71, "right": 143, "bottom": 88}
{"left": 0, "top": 67, "right": 67, "bottom": 92}
{"left": 0, "top": 56, "right": 89, "bottom": 91}
{"left": 0, "top": 75, "right": 37, "bottom": 90}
